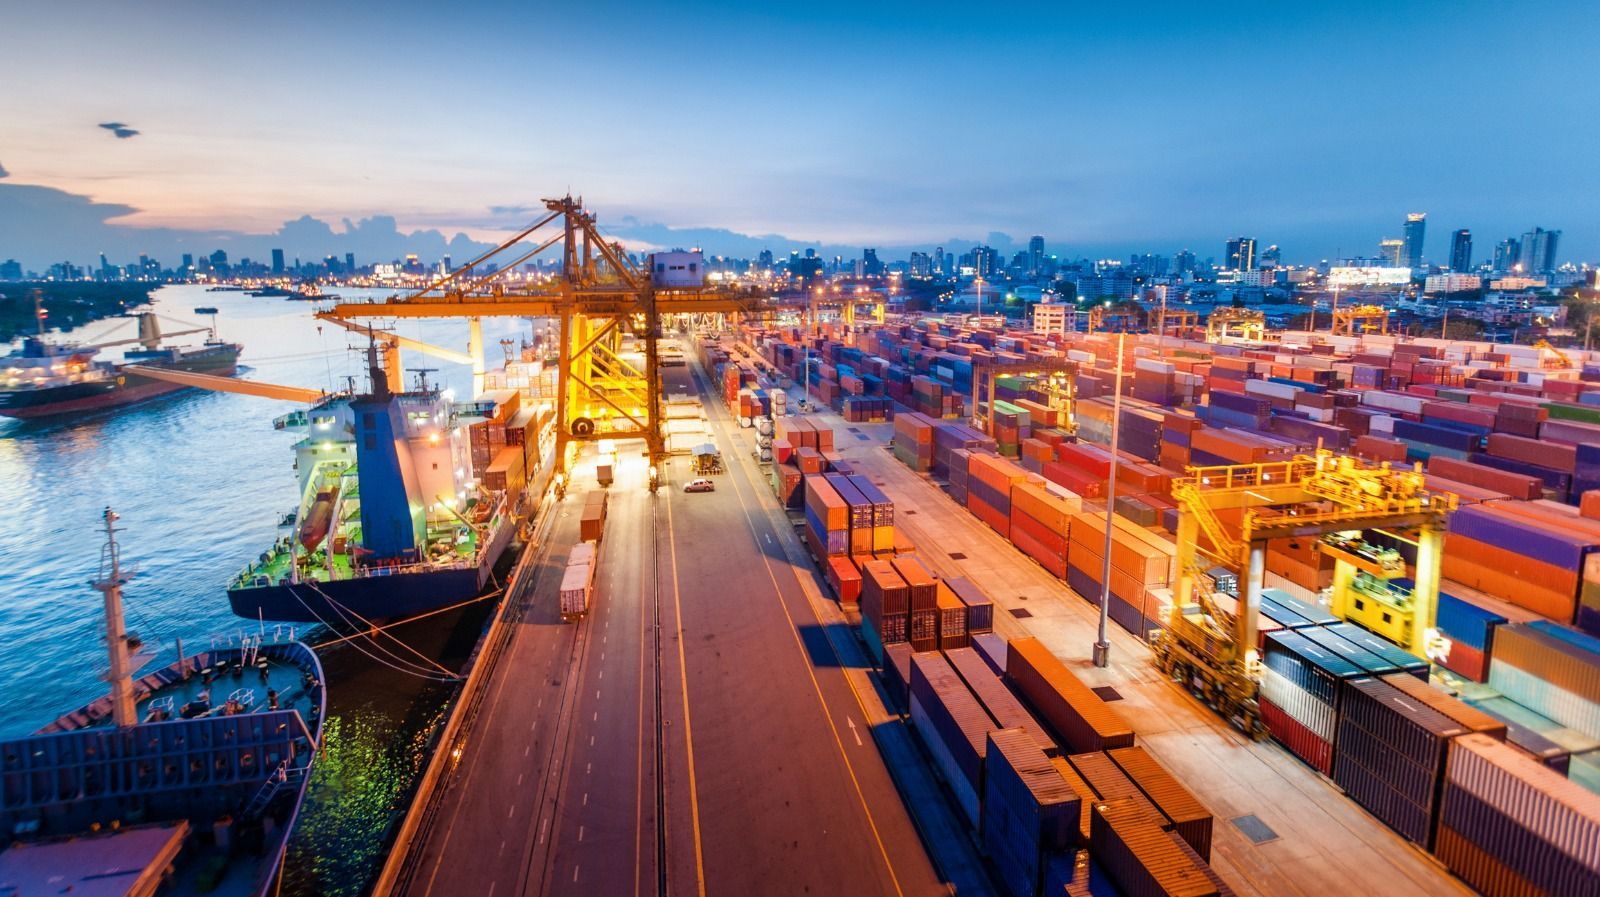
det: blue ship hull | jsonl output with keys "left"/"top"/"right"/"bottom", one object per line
{"left": 227, "top": 566, "right": 487, "bottom": 623}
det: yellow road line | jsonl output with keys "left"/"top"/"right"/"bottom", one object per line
{"left": 635, "top": 487, "right": 647, "bottom": 897}
{"left": 665, "top": 482, "right": 708, "bottom": 897}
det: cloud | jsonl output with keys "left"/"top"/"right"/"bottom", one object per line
{"left": 488, "top": 204, "right": 538, "bottom": 216}
{"left": 97, "top": 122, "right": 140, "bottom": 139}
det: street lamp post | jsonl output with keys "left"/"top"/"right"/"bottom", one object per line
{"left": 1093, "top": 331, "right": 1126, "bottom": 668}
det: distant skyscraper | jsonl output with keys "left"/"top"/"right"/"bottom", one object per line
{"left": 442, "top": 254, "right": 452, "bottom": 273}
{"left": 271, "top": 248, "right": 285, "bottom": 274}
{"left": 1449, "top": 229, "right": 1472, "bottom": 272}
{"left": 1174, "top": 249, "right": 1196, "bottom": 276}
{"left": 1493, "top": 238, "right": 1520, "bottom": 273}
{"left": 1520, "top": 227, "right": 1560, "bottom": 274}
{"left": 181, "top": 253, "right": 194, "bottom": 272}
{"left": 862, "top": 248, "right": 883, "bottom": 277}
{"left": 1258, "top": 245, "right": 1281, "bottom": 268}
{"left": 1225, "top": 237, "right": 1255, "bottom": 271}
{"left": 1402, "top": 213, "right": 1426, "bottom": 268}
{"left": 971, "top": 246, "right": 998, "bottom": 277}
{"left": 933, "top": 247, "right": 946, "bottom": 275}
{"left": 1378, "top": 238, "right": 1405, "bottom": 267}
{"left": 1028, "top": 235, "right": 1045, "bottom": 275}
{"left": 345, "top": 252, "right": 356, "bottom": 273}
{"left": 909, "top": 251, "right": 932, "bottom": 277}
{"left": 757, "top": 249, "right": 773, "bottom": 269}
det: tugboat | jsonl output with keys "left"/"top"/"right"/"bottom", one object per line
{"left": 0, "top": 293, "right": 242, "bottom": 419}
{"left": 0, "top": 509, "right": 326, "bottom": 896}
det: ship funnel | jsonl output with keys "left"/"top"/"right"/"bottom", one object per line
{"left": 137, "top": 312, "right": 162, "bottom": 350}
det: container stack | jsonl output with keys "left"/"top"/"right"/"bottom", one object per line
{"left": 1005, "top": 637, "right": 1135, "bottom": 754}
{"left": 1008, "top": 481, "right": 1081, "bottom": 580}
{"left": 893, "top": 411, "right": 936, "bottom": 472}
{"left": 1065, "top": 512, "right": 1175, "bottom": 640}
{"left": 1435, "top": 733, "right": 1600, "bottom": 897}
{"left": 1259, "top": 631, "right": 1364, "bottom": 775}
{"left": 1331, "top": 677, "right": 1466, "bottom": 846}
{"left": 860, "top": 559, "right": 909, "bottom": 665}
{"left": 803, "top": 475, "right": 849, "bottom": 561}
{"left": 1488, "top": 622, "right": 1600, "bottom": 741}
{"left": 982, "top": 728, "right": 1081, "bottom": 897}
{"left": 967, "top": 454, "right": 1030, "bottom": 537}
{"left": 908, "top": 651, "right": 996, "bottom": 828}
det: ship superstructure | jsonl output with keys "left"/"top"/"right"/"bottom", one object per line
{"left": 228, "top": 351, "right": 531, "bottom": 623}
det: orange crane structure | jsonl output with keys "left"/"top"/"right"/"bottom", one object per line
{"left": 317, "top": 196, "right": 767, "bottom": 488}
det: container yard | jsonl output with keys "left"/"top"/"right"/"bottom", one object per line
{"left": 696, "top": 308, "right": 1600, "bottom": 897}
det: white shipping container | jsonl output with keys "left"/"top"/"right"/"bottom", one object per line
{"left": 1360, "top": 391, "right": 1427, "bottom": 415}
{"left": 560, "top": 561, "right": 594, "bottom": 620}
{"left": 1369, "top": 415, "right": 1396, "bottom": 435}
{"left": 1446, "top": 733, "right": 1600, "bottom": 872}
{"left": 1259, "top": 668, "right": 1336, "bottom": 742}
{"left": 1245, "top": 379, "right": 1301, "bottom": 401}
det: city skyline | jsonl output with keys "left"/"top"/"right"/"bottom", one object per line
{"left": 2, "top": 1, "right": 1598, "bottom": 265}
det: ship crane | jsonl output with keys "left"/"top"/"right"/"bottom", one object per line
{"left": 316, "top": 195, "right": 770, "bottom": 488}
{"left": 1154, "top": 449, "right": 1456, "bottom": 738}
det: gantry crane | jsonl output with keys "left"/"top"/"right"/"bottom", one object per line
{"left": 318, "top": 196, "right": 767, "bottom": 488}
{"left": 1087, "top": 306, "right": 1140, "bottom": 334}
{"left": 1155, "top": 450, "right": 1456, "bottom": 737}
{"left": 969, "top": 358, "right": 1079, "bottom": 437}
{"left": 1155, "top": 307, "right": 1200, "bottom": 339}
{"left": 1205, "top": 307, "right": 1266, "bottom": 343}
{"left": 313, "top": 315, "right": 476, "bottom": 390}
{"left": 1331, "top": 304, "right": 1390, "bottom": 336}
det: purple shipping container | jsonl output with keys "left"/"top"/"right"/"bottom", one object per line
{"left": 1332, "top": 677, "right": 1464, "bottom": 847}
{"left": 971, "top": 631, "right": 1008, "bottom": 676}
{"left": 908, "top": 651, "right": 997, "bottom": 829}
{"left": 946, "top": 576, "right": 995, "bottom": 633}
{"left": 1470, "top": 453, "right": 1573, "bottom": 496}
{"left": 946, "top": 647, "right": 1056, "bottom": 756}
{"left": 1449, "top": 504, "right": 1594, "bottom": 569}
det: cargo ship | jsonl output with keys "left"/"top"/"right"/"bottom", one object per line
{"left": 0, "top": 304, "right": 242, "bottom": 419}
{"left": 228, "top": 348, "right": 541, "bottom": 623}
{"left": 0, "top": 509, "right": 326, "bottom": 897}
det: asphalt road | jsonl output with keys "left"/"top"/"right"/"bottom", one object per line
{"left": 401, "top": 348, "right": 947, "bottom": 897}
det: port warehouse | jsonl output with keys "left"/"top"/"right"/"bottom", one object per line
{"left": 699, "top": 316, "right": 1600, "bottom": 897}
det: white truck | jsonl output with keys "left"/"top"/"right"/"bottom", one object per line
{"left": 560, "top": 542, "right": 598, "bottom": 622}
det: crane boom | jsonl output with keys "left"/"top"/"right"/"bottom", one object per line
{"left": 121, "top": 365, "right": 325, "bottom": 403}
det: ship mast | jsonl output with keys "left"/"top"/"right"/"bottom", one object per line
{"left": 93, "top": 507, "right": 139, "bottom": 727}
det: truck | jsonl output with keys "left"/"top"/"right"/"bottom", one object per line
{"left": 560, "top": 542, "right": 598, "bottom": 622}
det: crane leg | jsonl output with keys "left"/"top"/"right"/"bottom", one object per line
{"left": 469, "top": 317, "right": 485, "bottom": 397}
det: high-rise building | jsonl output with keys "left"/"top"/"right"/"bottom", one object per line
{"left": 1174, "top": 249, "right": 1196, "bottom": 275}
{"left": 0, "top": 259, "right": 22, "bottom": 280}
{"left": 209, "top": 249, "right": 229, "bottom": 273}
{"left": 1225, "top": 237, "right": 1256, "bottom": 271}
{"left": 345, "top": 252, "right": 356, "bottom": 274}
{"left": 1449, "top": 229, "right": 1472, "bottom": 272}
{"left": 1520, "top": 227, "right": 1560, "bottom": 274}
{"left": 271, "top": 248, "right": 285, "bottom": 274}
{"left": 862, "top": 248, "right": 883, "bottom": 277}
{"left": 1258, "top": 245, "right": 1281, "bottom": 268}
{"left": 1493, "top": 238, "right": 1520, "bottom": 273}
{"left": 757, "top": 249, "right": 773, "bottom": 270}
{"left": 1378, "top": 238, "right": 1405, "bottom": 267}
{"left": 909, "top": 251, "right": 932, "bottom": 277}
{"left": 971, "top": 246, "right": 998, "bottom": 277}
{"left": 1402, "top": 213, "right": 1426, "bottom": 268}
{"left": 181, "top": 253, "right": 194, "bottom": 272}
{"left": 1028, "top": 235, "right": 1045, "bottom": 275}
{"left": 933, "top": 247, "right": 946, "bottom": 275}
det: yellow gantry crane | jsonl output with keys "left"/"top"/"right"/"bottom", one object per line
{"left": 1156, "top": 450, "right": 1456, "bottom": 737}
{"left": 1087, "top": 306, "right": 1140, "bottom": 334}
{"left": 318, "top": 196, "right": 766, "bottom": 488}
{"left": 1331, "top": 304, "right": 1390, "bottom": 336}
{"left": 1155, "top": 307, "right": 1199, "bottom": 339}
{"left": 968, "top": 359, "right": 1079, "bottom": 437}
{"left": 1204, "top": 307, "right": 1266, "bottom": 343}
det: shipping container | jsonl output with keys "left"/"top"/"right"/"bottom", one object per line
{"left": 1108, "top": 746, "right": 1214, "bottom": 861}
{"left": 1089, "top": 799, "right": 1221, "bottom": 897}
{"left": 1006, "top": 637, "right": 1135, "bottom": 753}
{"left": 908, "top": 651, "right": 997, "bottom": 829}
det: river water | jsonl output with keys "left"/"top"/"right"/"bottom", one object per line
{"left": 0, "top": 284, "right": 531, "bottom": 895}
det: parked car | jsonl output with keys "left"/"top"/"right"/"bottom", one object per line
{"left": 684, "top": 478, "right": 716, "bottom": 493}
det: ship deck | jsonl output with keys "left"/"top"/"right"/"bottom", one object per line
{"left": 235, "top": 521, "right": 481, "bottom": 590}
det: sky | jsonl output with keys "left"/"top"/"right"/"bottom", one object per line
{"left": 1, "top": 0, "right": 1598, "bottom": 270}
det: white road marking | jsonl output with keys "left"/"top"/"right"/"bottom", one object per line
{"left": 587, "top": 762, "right": 592, "bottom": 775}
{"left": 579, "top": 825, "right": 585, "bottom": 842}
{"left": 499, "top": 840, "right": 506, "bottom": 856}
{"left": 847, "top": 717, "right": 863, "bottom": 747}
{"left": 539, "top": 817, "right": 549, "bottom": 844}
{"left": 572, "top": 866, "right": 580, "bottom": 883}
{"left": 599, "top": 670, "right": 604, "bottom": 680}
{"left": 592, "top": 711, "right": 597, "bottom": 721}
{"left": 488, "top": 882, "right": 497, "bottom": 897}
{"left": 524, "top": 745, "right": 531, "bottom": 757}
{"left": 596, "top": 689, "right": 601, "bottom": 699}
{"left": 583, "top": 792, "right": 588, "bottom": 806}
{"left": 764, "top": 533, "right": 773, "bottom": 545}
{"left": 517, "top": 773, "right": 524, "bottom": 786}
{"left": 507, "top": 804, "right": 516, "bottom": 818}
{"left": 590, "top": 735, "right": 595, "bottom": 746}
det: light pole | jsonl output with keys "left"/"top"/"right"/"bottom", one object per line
{"left": 976, "top": 276, "right": 984, "bottom": 318}
{"left": 1093, "top": 331, "right": 1126, "bottom": 668}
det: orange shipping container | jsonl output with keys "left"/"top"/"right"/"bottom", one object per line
{"left": 1011, "top": 481, "right": 1081, "bottom": 534}
{"left": 1005, "top": 637, "right": 1135, "bottom": 753}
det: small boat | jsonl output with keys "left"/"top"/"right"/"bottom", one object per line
{"left": 0, "top": 509, "right": 326, "bottom": 896}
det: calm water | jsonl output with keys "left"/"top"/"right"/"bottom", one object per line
{"left": 0, "top": 284, "right": 530, "bottom": 894}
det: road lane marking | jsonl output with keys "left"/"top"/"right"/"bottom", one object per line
{"left": 716, "top": 399, "right": 909, "bottom": 897}
{"left": 587, "top": 762, "right": 592, "bottom": 775}
{"left": 665, "top": 471, "right": 709, "bottom": 897}
{"left": 517, "top": 773, "right": 524, "bottom": 786}
{"left": 525, "top": 745, "right": 531, "bottom": 757}
{"left": 579, "top": 825, "right": 585, "bottom": 842}
{"left": 507, "top": 804, "right": 516, "bottom": 818}
{"left": 590, "top": 735, "right": 595, "bottom": 746}
{"left": 848, "top": 717, "right": 863, "bottom": 747}
{"left": 584, "top": 791, "right": 589, "bottom": 806}
{"left": 499, "top": 840, "right": 506, "bottom": 856}
{"left": 487, "top": 882, "right": 496, "bottom": 897}
{"left": 539, "top": 817, "right": 548, "bottom": 844}
{"left": 573, "top": 866, "right": 580, "bottom": 883}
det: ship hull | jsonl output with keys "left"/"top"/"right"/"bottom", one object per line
{"left": 0, "top": 347, "right": 240, "bottom": 418}
{"left": 229, "top": 566, "right": 485, "bottom": 623}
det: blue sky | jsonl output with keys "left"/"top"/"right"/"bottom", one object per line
{"left": 1, "top": 0, "right": 1597, "bottom": 267}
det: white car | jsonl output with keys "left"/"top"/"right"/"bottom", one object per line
{"left": 683, "top": 478, "right": 716, "bottom": 493}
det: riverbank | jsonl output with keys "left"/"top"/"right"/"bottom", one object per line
{"left": 0, "top": 281, "right": 161, "bottom": 342}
